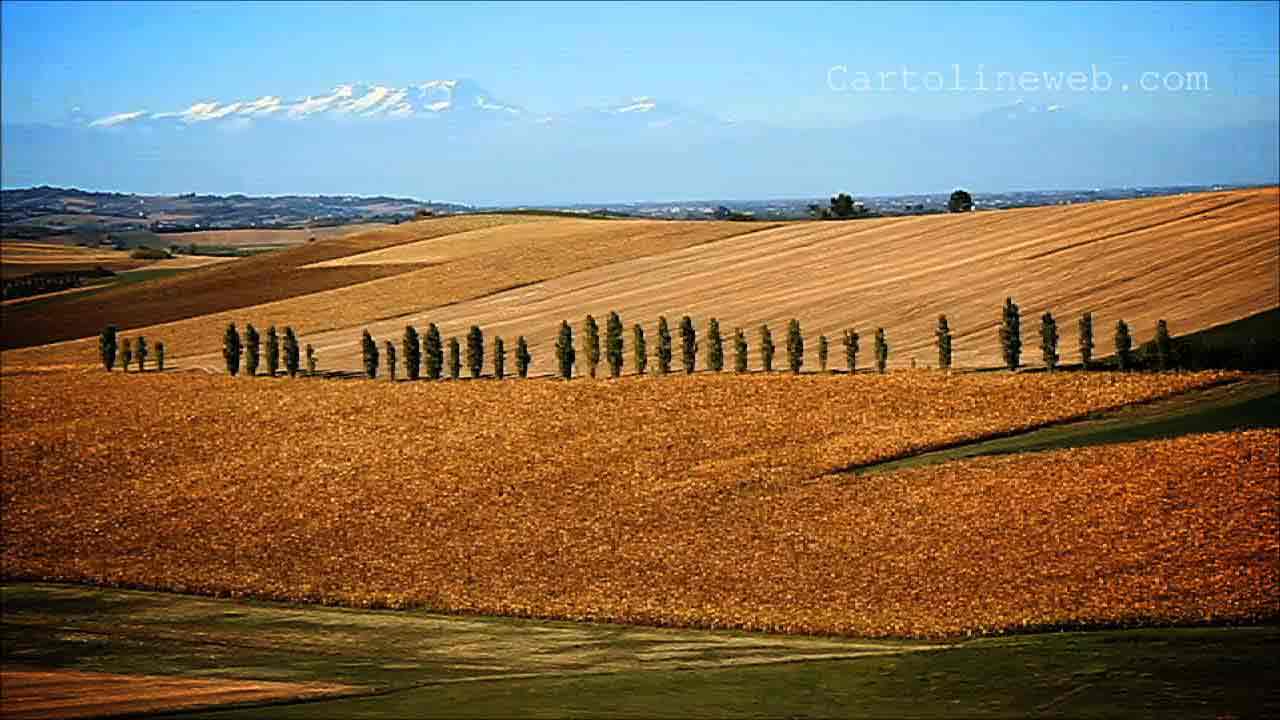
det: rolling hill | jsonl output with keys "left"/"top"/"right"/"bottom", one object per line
{"left": 2, "top": 187, "right": 1275, "bottom": 372}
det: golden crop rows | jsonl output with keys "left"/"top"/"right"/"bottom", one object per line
{"left": 2, "top": 369, "right": 1272, "bottom": 637}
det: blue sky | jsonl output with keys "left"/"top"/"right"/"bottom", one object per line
{"left": 3, "top": 0, "right": 1277, "bottom": 129}
{"left": 2, "top": 2, "right": 1277, "bottom": 200}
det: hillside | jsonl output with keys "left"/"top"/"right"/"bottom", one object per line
{"left": 2, "top": 217, "right": 778, "bottom": 362}
{"left": 2, "top": 369, "right": 1273, "bottom": 637}
{"left": 3, "top": 187, "right": 1275, "bottom": 372}
{"left": 0, "top": 215, "right": 545, "bottom": 350}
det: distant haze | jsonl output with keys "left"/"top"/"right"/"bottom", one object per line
{"left": 3, "top": 89, "right": 1276, "bottom": 204}
{"left": 2, "top": 3, "right": 1276, "bottom": 203}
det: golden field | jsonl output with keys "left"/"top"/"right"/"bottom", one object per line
{"left": 3, "top": 188, "right": 1274, "bottom": 374}
{"left": 271, "top": 186, "right": 1276, "bottom": 377}
{"left": 0, "top": 214, "right": 544, "bottom": 350}
{"left": 1, "top": 215, "right": 767, "bottom": 358}
{"left": 0, "top": 241, "right": 151, "bottom": 278}
{"left": 3, "top": 368, "right": 1272, "bottom": 638}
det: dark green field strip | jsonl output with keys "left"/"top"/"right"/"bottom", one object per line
{"left": 852, "top": 375, "right": 1279, "bottom": 477}
{"left": 0, "top": 584, "right": 926, "bottom": 694}
{"left": 166, "top": 627, "right": 1279, "bottom": 719}
{"left": 5, "top": 584, "right": 1278, "bottom": 719}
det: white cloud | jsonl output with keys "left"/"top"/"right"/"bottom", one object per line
{"left": 89, "top": 110, "right": 147, "bottom": 127}
{"left": 613, "top": 97, "right": 656, "bottom": 113}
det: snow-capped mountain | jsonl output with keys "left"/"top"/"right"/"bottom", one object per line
{"left": 88, "top": 79, "right": 532, "bottom": 128}
{"left": 6, "top": 79, "right": 1274, "bottom": 205}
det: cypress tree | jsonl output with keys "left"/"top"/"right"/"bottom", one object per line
{"left": 1040, "top": 312, "right": 1059, "bottom": 371}
{"left": 581, "top": 315, "right": 600, "bottom": 378}
{"left": 633, "top": 324, "right": 647, "bottom": 375}
{"left": 403, "top": 325, "right": 421, "bottom": 380}
{"left": 361, "top": 330, "right": 379, "bottom": 379}
{"left": 223, "top": 323, "right": 242, "bottom": 376}
{"left": 306, "top": 344, "right": 317, "bottom": 376}
{"left": 244, "top": 324, "right": 261, "bottom": 376}
{"left": 136, "top": 335, "right": 148, "bottom": 372}
{"left": 935, "top": 315, "right": 952, "bottom": 370}
{"left": 874, "top": 328, "right": 889, "bottom": 373}
{"left": 515, "top": 336, "right": 532, "bottom": 378}
{"left": 1115, "top": 320, "right": 1133, "bottom": 371}
{"left": 448, "top": 337, "right": 462, "bottom": 379}
{"left": 679, "top": 315, "right": 696, "bottom": 374}
{"left": 759, "top": 324, "right": 775, "bottom": 372}
{"left": 734, "top": 328, "right": 748, "bottom": 373}
{"left": 606, "top": 311, "right": 624, "bottom": 378}
{"left": 817, "top": 334, "right": 829, "bottom": 372}
{"left": 842, "top": 329, "right": 859, "bottom": 373}
{"left": 98, "top": 325, "right": 118, "bottom": 372}
{"left": 706, "top": 318, "right": 724, "bottom": 372}
{"left": 423, "top": 323, "right": 443, "bottom": 380}
{"left": 656, "top": 316, "right": 673, "bottom": 374}
{"left": 1154, "top": 319, "right": 1172, "bottom": 371}
{"left": 283, "top": 327, "right": 300, "bottom": 377}
{"left": 121, "top": 338, "right": 134, "bottom": 373}
{"left": 386, "top": 341, "right": 397, "bottom": 381}
{"left": 265, "top": 325, "right": 280, "bottom": 377}
{"left": 999, "top": 297, "right": 1021, "bottom": 371}
{"left": 493, "top": 336, "right": 506, "bottom": 379}
{"left": 1078, "top": 312, "right": 1094, "bottom": 369}
{"left": 156, "top": 341, "right": 165, "bottom": 372}
{"left": 466, "top": 326, "right": 484, "bottom": 378}
{"left": 786, "top": 319, "right": 804, "bottom": 374}
{"left": 555, "top": 321, "right": 575, "bottom": 379}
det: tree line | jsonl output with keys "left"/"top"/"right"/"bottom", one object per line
{"left": 94, "top": 302, "right": 1208, "bottom": 379}
{"left": 97, "top": 326, "right": 166, "bottom": 372}
{"left": 4, "top": 267, "right": 115, "bottom": 300}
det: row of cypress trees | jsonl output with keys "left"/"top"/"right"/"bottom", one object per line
{"left": 550, "top": 314, "right": 892, "bottom": 379}
{"left": 108, "top": 303, "right": 1180, "bottom": 380}
{"left": 996, "top": 298, "right": 1175, "bottom": 372}
{"left": 221, "top": 322, "right": 310, "bottom": 377}
{"left": 98, "top": 326, "right": 165, "bottom": 372}
{"left": 358, "top": 324, "right": 532, "bottom": 381}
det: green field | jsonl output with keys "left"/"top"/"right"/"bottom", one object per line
{"left": 2, "top": 584, "right": 1275, "bottom": 719}
{"left": 855, "top": 374, "right": 1278, "bottom": 476}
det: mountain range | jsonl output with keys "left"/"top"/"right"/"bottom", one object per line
{"left": 3, "top": 79, "right": 1276, "bottom": 204}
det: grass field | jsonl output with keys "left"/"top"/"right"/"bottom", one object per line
{"left": 4, "top": 369, "right": 1273, "bottom": 638}
{"left": 3, "top": 584, "right": 1275, "bottom": 719}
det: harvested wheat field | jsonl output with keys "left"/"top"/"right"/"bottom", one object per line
{"left": 12, "top": 186, "right": 1265, "bottom": 377}
{"left": 0, "top": 667, "right": 356, "bottom": 719}
{"left": 158, "top": 223, "right": 386, "bottom": 249}
{"left": 0, "top": 241, "right": 149, "bottom": 277}
{"left": 0, "top": 214, "right": 549, "bottom": 351}
{"left": 2, "top": 216, "right": 775, "bottom": 362}
{"left": 259, "top": 187, "right": 1277, "bottom": 376}
{"left": 3, "top": 368, "right": 1272, "bottom": 638}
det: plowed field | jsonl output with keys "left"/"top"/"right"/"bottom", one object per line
{"left": 4, "top": 369, "right": 1271, "bottom": 638}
